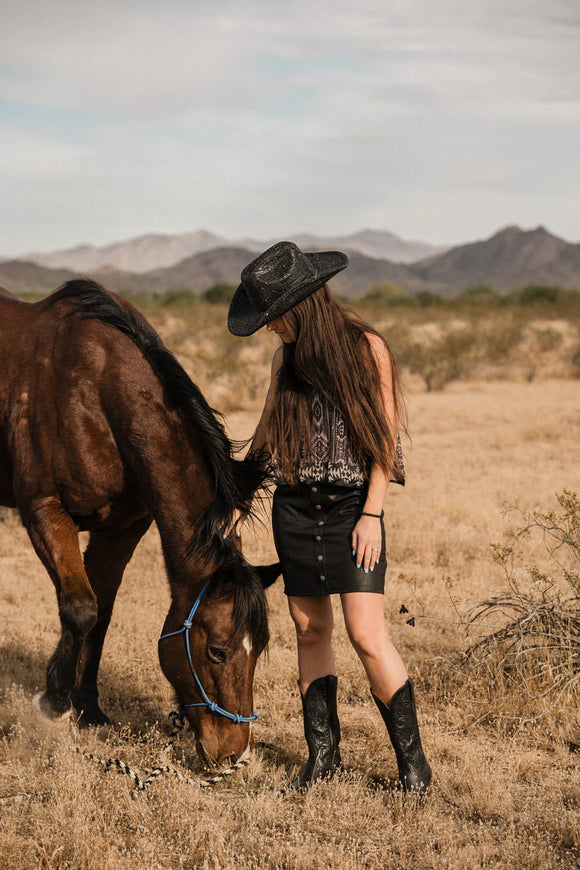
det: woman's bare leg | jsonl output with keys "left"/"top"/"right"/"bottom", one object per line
{"left": 287, "top": 595, "right": 336, "bottom": 693}
{"left": 340, "top": 592, "right": 408, "bottom": 703}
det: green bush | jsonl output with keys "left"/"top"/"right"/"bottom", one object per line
{"left": 415, "top": 290, "right": 445, "bottom": 308}
{"left": 455, "top": 285, "right": 500, "bottom": 306}
{"left": 359, "top": 282, "right": 418, "bottom": 307}
{"left": 201, "top": 283, "right": 235, "bottom": 304}
{"left": 160, "top": 288, "right": 197, "bottom": 306}
{"left": 481, "top": 314, "right": 524, "bottom": 362}
{"left": 534, "top": 327, "right": 563, "bottom": 353}
{"left": 512, "top": 285, "right": 562, "bottom": 305}
{"left": 405, "top": 328, "right": 476, "bottom": 391}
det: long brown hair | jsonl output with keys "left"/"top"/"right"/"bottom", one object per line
{"left": 268, "top": 285, "right": 406, "bottom": 484}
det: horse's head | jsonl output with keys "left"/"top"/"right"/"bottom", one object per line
{"left": 158, "top": 557, "right": 280, "bottom": 767}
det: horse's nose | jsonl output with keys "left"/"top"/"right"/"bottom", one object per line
{"left": 196, "top": 740, "right": 218, "bottom": 770}
{"left": 220, "top": 753, "right": 238, "bottom": 767}
{"left": 197, "top": 742, "right": 240, "bottom": 768}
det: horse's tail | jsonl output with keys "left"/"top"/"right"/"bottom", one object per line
{"left": 50, "top": 279, "right": 270, "bottom": 561}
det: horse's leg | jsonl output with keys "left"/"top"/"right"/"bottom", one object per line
{"left": 24, "top": 498, "right": 98, "bottom": 718}
{"left": 71, "top": 515, "right": 152, "bottom": 727}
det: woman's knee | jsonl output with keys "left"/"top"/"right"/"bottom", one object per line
{"left": 288, "top": 600, "right": 333, "bottom": 644}
{"left": 296, "top": 623, "right": 333, "bottom": 648}
{"left": 346, "top": 626, "right": 384, "bottom": 660}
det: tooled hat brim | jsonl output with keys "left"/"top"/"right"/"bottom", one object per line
{"left": 227, "top": 250, "right": 348, "bottom": 337}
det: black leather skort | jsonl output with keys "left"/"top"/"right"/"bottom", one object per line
{"left": 272, "top": 483, "right": 386, "bottom": 596}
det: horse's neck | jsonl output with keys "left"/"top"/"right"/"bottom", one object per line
{"left": 129, "top": 409, "right": 215, "bottom": 583}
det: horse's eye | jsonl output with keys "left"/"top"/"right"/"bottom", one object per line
{"left": 208, "top": 646, "right": 228, "bottom": 664}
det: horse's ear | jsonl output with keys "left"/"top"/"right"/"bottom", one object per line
{"left": 253, "top": 562, "right": 282, "bottom": 589}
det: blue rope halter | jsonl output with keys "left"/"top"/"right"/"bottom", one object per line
{"left": 158, "top": 582, "right": 258, "bottom": 725}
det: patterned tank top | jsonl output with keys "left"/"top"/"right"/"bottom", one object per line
{"left": 276, "top": 390, "right": 405, "bottom": 487}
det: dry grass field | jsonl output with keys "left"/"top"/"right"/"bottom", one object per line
{"left": 1, "top": 301, "right": 579, "bottom": 869}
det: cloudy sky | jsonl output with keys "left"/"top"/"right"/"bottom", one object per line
{"left": 1, "top": 0, "right": 578, "bottom": 256}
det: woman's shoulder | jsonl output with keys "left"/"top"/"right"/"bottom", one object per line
{"left": 362, "top": 331, "right": 394, "bottom": 383}
{"left": 363, "top": 330, "right": 388, "bottom": 358}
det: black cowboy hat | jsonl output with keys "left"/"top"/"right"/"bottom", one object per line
{"left": 227, "top": 241, "right": 348, "bottom": 336}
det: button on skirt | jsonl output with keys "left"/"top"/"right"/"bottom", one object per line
{"left": 272, "top": 483, "right": 386, "bottom": 596}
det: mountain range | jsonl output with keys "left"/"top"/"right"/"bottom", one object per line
{"left": 1, "top": 225, "right": 578, "bottom": 299}
{"left": 19, "top": 228, "right": 441, "bottom": 273}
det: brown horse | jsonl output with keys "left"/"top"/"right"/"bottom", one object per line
{"left": 0, "top": 280, "right": 279, "bottom": 767}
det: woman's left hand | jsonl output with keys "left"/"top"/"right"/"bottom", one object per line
{"left": 352, "top": 515, "right": 382, "bottom": 573}
{"left": 224, "top": 508, "right": 246, "bottom": 538}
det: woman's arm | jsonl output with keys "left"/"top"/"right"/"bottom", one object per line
{"left": 352, "top": 332, "right": 398, "bottom": 571}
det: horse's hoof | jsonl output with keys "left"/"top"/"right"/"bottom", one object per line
{"left": 74, "top": 707, "right": 112, "bottom": 729}
{"left": 32, "top": 692, "right": 72, "bottom": 723}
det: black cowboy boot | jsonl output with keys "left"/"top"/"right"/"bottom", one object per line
{"left": 372, "top": 678, "right": 432, "bottom": 795}
{"left": 288, "top": 674, "right": 342, "bottom": 791}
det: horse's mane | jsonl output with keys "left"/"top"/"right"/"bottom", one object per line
{"left": 49, "top": 279, "right": 268, "bottom": 563}
{"left": 208, "top": 547, "right": 270, "bottom": 653}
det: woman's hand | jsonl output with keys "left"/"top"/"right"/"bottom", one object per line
{"left": 224, "top": 508, "right": 247, "bottom": 539}
{"left": 352, "top": 515, "right": 382, "bottom": 573}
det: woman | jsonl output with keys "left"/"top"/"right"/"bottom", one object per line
{"left": 227, "top": 241, "right": 431, "bottom": 794}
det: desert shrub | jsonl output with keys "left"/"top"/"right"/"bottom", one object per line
{"left": 202, "top": 282, "right": 235, "bottom": 304}
{"left": 439, "top": 491, "right": 580, "bottom": 735}
{"left": 373, "top": 321, "right": 414, "bottom": 362}
{"left": 480, "top": 313, "right": 524, "bottom": 362}
{"left": 454, "top": 285, "right": 501, "bottom": 306}
{"left": 361, "top": 282, "right": 402, "bottom": 303}
{"left": 513, "top": 285, "right": 562, "bottom": 305}
{"left": 359, "top": 282, "right": 419, "bottom": 307}
{"left": 160, "top": 288, "right": 197, "bottom": 306}
{"left": 415, "top": 290, "right": 445, "bottom": 307}
{"left": 565, "top": 288, "right": 580, "bottom": 305}
{"left": 534, "top": 326, "right": 564, "bottom": 353}
{"left": 406, "top": 328, "right": 476, "bottom": 391}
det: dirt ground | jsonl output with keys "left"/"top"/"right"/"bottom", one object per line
{"left": 1, "top": 378, "right": 579, "bottom": 869}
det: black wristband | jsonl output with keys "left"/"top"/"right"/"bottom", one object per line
{"left": 360, "top": 510, "right": 384, "bottom": 519}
